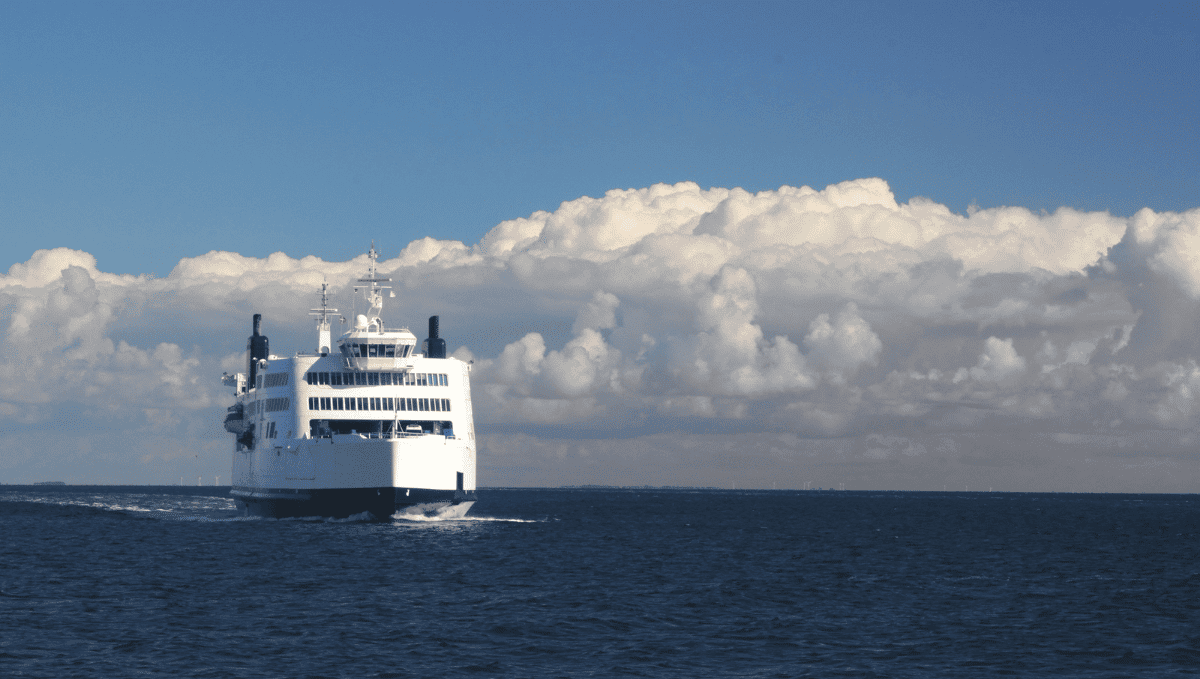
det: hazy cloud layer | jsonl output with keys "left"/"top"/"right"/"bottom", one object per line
{"left": 4, "top": 178, "right": 1199, "bottom": 490}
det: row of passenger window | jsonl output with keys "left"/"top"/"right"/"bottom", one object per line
{"left": 261, "top": 373, "right": 290, "bottom": 389}
{"left": 249, "top": 398, "right": 290, "bottom": 416}
{"left": 340, "top": 343, "right": 413, "bottom": 359}
{"left": 307, "top": 396, "right": 451, "bottom": 413}
{"left": 305, "top": 371, "right": 448, "bottom": 387}
{"left": 309, "top": 419, "right": 453, "bottom": 438}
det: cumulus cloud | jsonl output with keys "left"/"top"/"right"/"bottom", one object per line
{"left": 4, "top": 177, "right": 1200, "bottom": 490}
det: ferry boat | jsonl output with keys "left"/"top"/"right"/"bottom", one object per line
{"left": 221, "top": 245, "right": 477, "bottom": 519}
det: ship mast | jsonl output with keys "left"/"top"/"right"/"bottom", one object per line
{"left": 309, "top": 280, "right": 339, "bottom": 355}
{"left": 355, "top": 242, "right": 392, "bottom": 332}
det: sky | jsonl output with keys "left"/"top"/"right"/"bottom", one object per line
{"left": 1, "top": 1, "right": 1198, "bottom": 491}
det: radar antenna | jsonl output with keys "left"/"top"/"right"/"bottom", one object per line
{"left": 309, "top": 279, "right": 339, "bottom": 354}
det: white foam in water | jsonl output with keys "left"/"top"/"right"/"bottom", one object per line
{"left": 5, "top": 492, "right": 237, "bottom": 519}
{"left": 323, "top": 511, "right": 377, "bottom": 523}
{"left": 392, "top": 513, "right": 540, "bottom": 523}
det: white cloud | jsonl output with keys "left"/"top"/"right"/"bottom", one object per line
{"left": 3, "top": 177, "right": 1200, "bottom": 489}
{"left": 959, "top": 337, "right": 1027, "bottom": 383}
{"left": 1129, "top": 207, "right": 1200, "bottom": 296}
{"left": 804, "top": 303, "right": 882, "bottom": 380}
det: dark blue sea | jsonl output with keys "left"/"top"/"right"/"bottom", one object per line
{"left": 1, "top": 487, "right": 1197, "bottom": 678}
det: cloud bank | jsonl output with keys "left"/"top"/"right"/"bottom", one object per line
{"left": 4, "top": 178, "right": 1200, "bottom": 490}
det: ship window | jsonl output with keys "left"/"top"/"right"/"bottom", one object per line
{"left": 260, "top": 397, "right": 290, "bottom": 413}
{"left": 384, "top": 397, "right": 393, "bottom": 410}
{"left": 308, "top": 397, "right": 318, "bottom": 410}
{"left": 404, "top": 372, "right": 414, "bottom": 386}
{"left": 419, "top": 398, "right": 428, "bottom": 411}
{"left": 443, "top": 398, "right": 451, "bottom": 411}
{"left": 357, "top": 397, "right": 367, "bottom": 410}
{"left": 368, "top": 372, "right": 379, "bottom": 386}
{"left": 386, "top": 345, "right": 395, "bottom": 358}
{"left": 346, "top": 397, "right": 356, "bottom": 411}
{"left": 368, "top": 344, "right": 378, "bottom": 358}
{"left": 432, "top": 398, "right": 441, "bottom": 412}
{"left": 330, "top": 372, "right": 341, "bottom": 386}
{"left": 321, "top": 397, "right": 331, "bottom": 410}
{"left": 358, "top": 343, "right": 368, "bottom": 357}
{"left": 355, "top": 372, "right": 367, "bottom": 386}
{"left": 371, "top": 397, "right": 381, "bottom": 410}
{"left": 333, "top": 397, "right": 343, "bottom": 410}
{"left": 317, "top": 372, "right": 327, "bottom": 385}
{"left": 380, "top": 372, "right": 392, "bottom": 386}
{"left": 306, "top": 372, "right": 314, "bottom": 385}
{"left": 263, "top": 373, "right": 290, "bottom": 388}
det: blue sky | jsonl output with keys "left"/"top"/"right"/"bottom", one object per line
{"left": 3, "top": 0, "right": 1195, "bottom": 275}
{"left": 3, "top": 1, "right": 1200, "bottom": 489}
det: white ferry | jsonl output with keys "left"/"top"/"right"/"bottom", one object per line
{"left": 221, "top": 245, "right": 477, "bottom": 519}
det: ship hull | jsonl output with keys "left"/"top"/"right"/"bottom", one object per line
{"left": 232, "top": 486, "right": 477, "bottom": 520}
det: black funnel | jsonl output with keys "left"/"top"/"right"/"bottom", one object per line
{"left": 247, "top": 314, "right": 269, "bottom": 387}
{"left": 426, "top": 315, "right": 446, "bottom": 359}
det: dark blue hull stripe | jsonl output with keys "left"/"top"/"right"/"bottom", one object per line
{"left": 231, "top": 486, "right": 476, "bottom": 519}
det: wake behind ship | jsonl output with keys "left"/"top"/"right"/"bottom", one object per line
{"left": 221, "top": 245, "right": 477, "bottom": 519}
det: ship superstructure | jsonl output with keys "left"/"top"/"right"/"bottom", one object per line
{"left": 222, "top": 245, "right": 477, "bottom": 519}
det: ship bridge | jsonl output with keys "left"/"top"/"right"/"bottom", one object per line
{"left": 338, "top": 327, "right": 418, "bottom": 371}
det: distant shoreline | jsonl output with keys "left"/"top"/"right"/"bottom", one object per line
{"left": 0, "top": 484, "right": 1193, "bottom": 496}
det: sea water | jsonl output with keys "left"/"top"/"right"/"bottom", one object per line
{"left": 1, "top": 486, "right": 1197, "bottom": 677}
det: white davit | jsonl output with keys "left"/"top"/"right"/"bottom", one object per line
{"left": 221, "top": 244, "right": 477, "bottom": 519}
